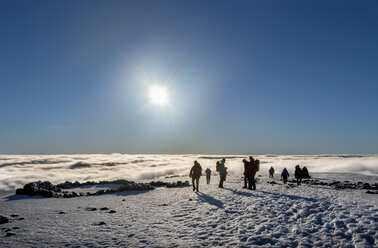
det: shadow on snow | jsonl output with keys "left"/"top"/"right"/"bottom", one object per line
{"left": 195, "top": 192, "right": 224, "bottom": 209}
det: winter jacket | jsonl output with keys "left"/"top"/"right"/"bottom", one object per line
{"left": 281, "top": 169, "right": 289, "bottom": 178}
{"left": 190, "top": 164, "right": 202, "bottom": 177}
{"left": 246, "top": 161, "right": 258, "bottom": 177}
{"left": 295, "top": 168, "right": 303, "bottom": 179}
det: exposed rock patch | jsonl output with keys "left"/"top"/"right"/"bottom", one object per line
{"left": 15, "top": 179, "right": 190, "bottom": 198}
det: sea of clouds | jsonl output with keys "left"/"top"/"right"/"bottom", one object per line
{"left": 1, "top": 154, "right": 377, "bottom": 192}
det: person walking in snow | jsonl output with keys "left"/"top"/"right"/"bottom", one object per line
{"left": 205, "top": 168, "right": 211, "bottom": 184}
{"left": 218, "top": 158, "right": 227, "bottom": 188}
{"left": 302, "top": 166, "right": 311, "bottom": 178}
{"left": 295, "top": 165, "right": 303, "bottom": 185}
{"left": 189, "top": 161, "right": 202, "bottom": 192}
{"left": 242, "top": 159, "right": 249, "bottom": 188}
{"left": 281, "top": 168, "right": 289, "bottom": 184}
{"left": 246, "top": 157, "right": 258, "bottom": 190}
{"left": 269, "top": 166, "right": 275, "bottom": 179}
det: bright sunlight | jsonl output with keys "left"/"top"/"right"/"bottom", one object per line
{"left": 148, "top": 85, "right": 169, "bottom": 106}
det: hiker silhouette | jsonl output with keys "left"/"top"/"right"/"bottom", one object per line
{"left": 189, "top": 161, "right": 202, "bottom": 192}
{"left": 205, "top": 168, "right": 211, "bottom": 184}
{"left": 281, "top": 168, "right": 289, "bottom": 184}
{"left": 295, "top": 165, "right": 303, "bottom": 185}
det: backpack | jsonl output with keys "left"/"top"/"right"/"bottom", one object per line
{"left": 216, "top": 163, "right": 220, "bottom": 172}
{"left": 192, "top": 165, "right": 202, "bottom": 177}
{"left": 255, "top": 160, "right": 260, "bottom": 172}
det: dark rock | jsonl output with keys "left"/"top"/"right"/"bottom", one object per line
{"left": 329, "top": 181, "right": 341, "bottom": 186}
{"left": 122, "top": 199, "right": 125, "bottom": 202}
{"left": 2, "top": 228, "right": 11, "bottom": 231}
{"left": 10, "top": 215, "right": 19, "bottom": 217}
{"left": 100, "top": 207, "right": 109, "bottom": 211}
{"left": 98, "top": 221, "right": 106, "bottom": 225}
{"left": 362, "top": 183, "right": 372, "bottom": 189}
{"left": 5, "top": 232, "right": 16, "bottom": 237}
{"left": 18, "top": 217, "right": 25, "bottom": 220}
{"left": 16, "top": 188, "right": 28, "bottom": 195}
{"left": 108, "top": 210, "right": 116, "bottom": 213}
{"left": 267, "top": 181, "right": 278, "bottom": 185}
{"left": 59, "top": 212, "right": 65, "bottom": 214}
{"left": 85, "top": 207, "right": 97, "bottom": 211}
{"left": 366, "top": 190, "right": 378, "bottom": 194}
{"left": 12, "top": 227, "right": 20, "bottom": 230}
{"left": 40, "top": 189, "right": 54, "bottom": 198}
{"left": 0, "top": 215, "right": 9, "bottom": 224}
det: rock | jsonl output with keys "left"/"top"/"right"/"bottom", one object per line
{"left": 85, "top": 207, "right": 97, "bottom": 211}
{"left": 10, "top": 214, "right": 19, "bottom": 217}
{"left": 329, "top": 181, "right": 341, "bottom": 186}
{"left": 40, "top": 189, "right": 54, "bottom": 198}
{"left": 5, "top": 232, "right": 16, "bottom": 237}
{"left": 0, "top": 215, "right": 10, "bottom": 224}
{"left": 98, "top": 221, "right": 106, "bottom": 225}
{"left": 267, "top": 181, "right": 278, "bottom": 185}
{"left": 12, "top": 227, "right": 20, "bottom": 230}
{"left": 122, "top": 199, "right": 126, "bottom": 202}
{"left": 2, "top": 228, "right": 11, "bottom": 232}
{"left": 18, "top": 217, "right": 25, "bottom": 220}
{"left": 366, "top": 190, "right": 378, "bottom": 194}
{"left": 100, "top": 207, "right": 109, "bottom": 211}
{"left": 15, "top": 188, "right": 28, "bottom": 195}
{"left": 59, "top": 212, "right": 65, "bottom": 214}
{"left": 362, "top": 183, "right": 372, "bottom": 189}
{"left": 109, "top": 210, "right": 116, "bottom": 214}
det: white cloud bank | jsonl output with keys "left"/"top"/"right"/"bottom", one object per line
{"left": 0, "top": 154, "right": 377, "bottom": 191}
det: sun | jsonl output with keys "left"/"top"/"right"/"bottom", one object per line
{"left": 148, "top": 85, "right": 169, "bottom": 105}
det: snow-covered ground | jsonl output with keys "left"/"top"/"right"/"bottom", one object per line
{"left": 0, "top": 154, "right": 377, "bottom": 247}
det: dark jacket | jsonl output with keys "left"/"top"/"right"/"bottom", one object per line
{"left": 295, "top": 167, "right": 303, "bottom": 179}
{"left": 281, "top": 169, "right": 289, "bottom": 177}
{"left": 190, "top": 164, "right": 202, "bottom": 177}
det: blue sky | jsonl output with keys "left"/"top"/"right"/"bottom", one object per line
{"left": 1, "top": 0, "right": 377, "bottom": 154}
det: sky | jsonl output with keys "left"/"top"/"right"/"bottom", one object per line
{"left": 0, "top": 0, "right": 377, "bottom": 155}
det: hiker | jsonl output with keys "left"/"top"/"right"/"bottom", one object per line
{"left": 269, "top": 166, "right": 275, "bottom": 179}
{"left": 189, "top": 160, "right": 202, "bottom": 192}
{"left": 295, "top": 165, "right": 303, "bottom": 185}
{"left": 302, "top": 166, "right": 311, "bottom": 178}
{"left": 250, "top": 156, "right": 260, "bottom": 174}
{"left": 242, "top": 159, "right": 249, "bottom": 188}
{"left": 281, "top": 168, "right": 290, "bottom": 184}
{"left": 217, "top": 158, "right": 227, "bottom": 188}
{"left": 205, "top": 168, "right": 212, "bottom": 184}
{"left": 245, "top": 156, "right": 258, "bottom": 190}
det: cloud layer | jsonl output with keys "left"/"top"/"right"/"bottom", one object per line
{"left": 1, "top": 154, "right": 377, "bottom": 191}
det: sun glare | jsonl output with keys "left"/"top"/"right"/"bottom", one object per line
{"left": 148, "top": 86, "right": 169, "bottom": 105}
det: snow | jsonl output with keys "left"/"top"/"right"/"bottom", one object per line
{"left": 0, "top": 154, "right": 377, "bottom": 247}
